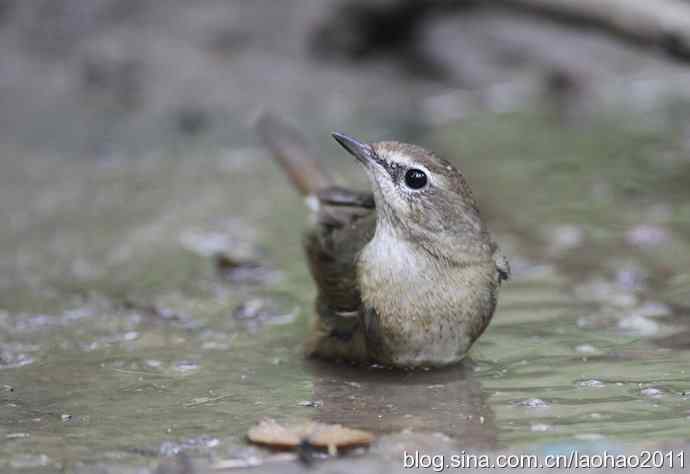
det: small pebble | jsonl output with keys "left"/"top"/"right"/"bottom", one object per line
{"left": 174, "top": 361, "right": 200, "bottom": 373}
{"left": 530, "top": 423, "right": 552, "bottom": 432}
{"left": 297, "top": 400, "right": 322, "bottom": 408}
{"left": 626, "top": 224, "right": 669, "bottom": 247}
{"left": 618, "top": 314, "right": 659, "bottom": 337}
{"left": 577, "top": 379, "right": 605, "bottom": 388}
{"left": 640, "top": 387, "right": 664, "bottom": 398}
{"left": 513, "top": 398, "right": 549, "bottom": 408}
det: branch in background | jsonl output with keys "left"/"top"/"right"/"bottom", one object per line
{"left": 310, "top": 0, "right": 479, "bottom": 80}
{"left": 497, "top": 0, "right": 690, "bottom": 61}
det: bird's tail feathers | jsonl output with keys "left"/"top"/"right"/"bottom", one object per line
{"left": 255, "top": 112, "right": 335, "bottom": 197}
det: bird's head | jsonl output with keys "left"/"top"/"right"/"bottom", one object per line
{"left": 332, "top": 132, "right": 493, "bottom": 261}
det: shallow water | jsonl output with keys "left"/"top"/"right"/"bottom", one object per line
{"left": 1, "top": 111, "right": 690, "bottom": 472}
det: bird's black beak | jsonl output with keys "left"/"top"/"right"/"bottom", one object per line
{"left": 332, "top": 132, "right": 374, "bottom": 166}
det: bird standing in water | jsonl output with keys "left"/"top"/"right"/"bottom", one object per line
{"left": 257, "top": 114, "right": 509, "bottom": 368}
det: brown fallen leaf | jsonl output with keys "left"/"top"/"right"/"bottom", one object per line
{"left": 247, "top": 418, "right": 374, "bottom": 455}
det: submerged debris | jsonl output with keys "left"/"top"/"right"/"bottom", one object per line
{"left": 247, "top": 418, "right": 374, "bottom": 455}
{"left": 215, "top": 253, "right": 282, "bottom": 286}
{"left": 123, "top": 299, "right": 203, "bottom": 330}
{"left": 180, "top": 228, "right": 282, "bottom": 285}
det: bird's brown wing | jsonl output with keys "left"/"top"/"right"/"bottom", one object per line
{"left": 304, "top": 188, "right": 375, "bottom": 319}
{"left": 303, "top": 192, "right": 376, "bottom": 361}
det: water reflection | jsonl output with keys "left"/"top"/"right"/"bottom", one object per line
{"left": 307, "top": 359, "right": 496, "bottom": 449}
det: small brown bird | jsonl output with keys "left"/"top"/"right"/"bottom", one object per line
{"left": 257, "top": 114, "right": 509, "bottom": 368}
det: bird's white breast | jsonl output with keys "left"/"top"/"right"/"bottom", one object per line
{"left": 357, "top": 225, "right": 481, "bottom": 366}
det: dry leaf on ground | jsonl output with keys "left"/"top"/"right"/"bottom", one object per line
{"left": 247, "top": 418, "right": 374, "bottom": 454}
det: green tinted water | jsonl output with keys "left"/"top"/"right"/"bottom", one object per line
{"left": 1, "top": 112, "right": 689, "bottom": 472}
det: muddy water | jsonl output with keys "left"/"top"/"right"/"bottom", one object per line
{"left": 1, "top": 111, "right": 690, "bottom": 472}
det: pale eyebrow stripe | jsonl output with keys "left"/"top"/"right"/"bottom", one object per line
{"left": 385, "top": 150, "right": 442, "bottom": 187}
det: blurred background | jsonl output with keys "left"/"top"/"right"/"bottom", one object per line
{"left": 3, "top": 0, "right": 690, "bottom": 154}
{"left": 2, "top": 1, "right": 690, "bottom": 473}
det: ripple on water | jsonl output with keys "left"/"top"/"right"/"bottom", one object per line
{"left": 574, "top": 433, "right": 606, "bottom": 441}
{"left": 0, "top": 349, "right": 35, "bottom": 369}
{"left": 576, "top": 379, "right": 606, "bottom": 388}
{"left": 174, "top": 360, "right": 200, "bottom": 373}
{"left": 198, "top": 329, "right": 233, "bottom": 351}
{"left": 10, "top": 454, "right": 51, "bottom": 469}
{"left": 78, "top": 331, "right": 140, "bottom": 352}
{"left": 574, "top": 278, "right": 638, "bottom": 307}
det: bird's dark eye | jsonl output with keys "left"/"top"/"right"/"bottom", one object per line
{"left": 404, "top": 168, "right": 427, "bottom": 189}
